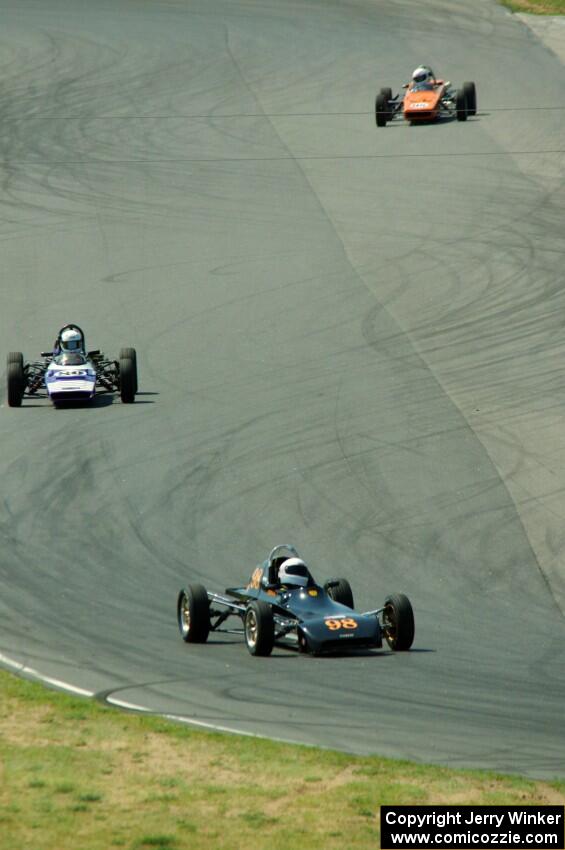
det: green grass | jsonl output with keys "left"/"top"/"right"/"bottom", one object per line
{"left": 0, "top": 669, "right": 563, "bottom": 850}
{"left": 500, "top": 0, "right": 565, "bottom": 13}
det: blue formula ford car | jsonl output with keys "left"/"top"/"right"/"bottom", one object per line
{"left": 177, "top": 544, "right": 415, "bottom": 656}
{"left": 6, "top": 324, "right": 138, "bottom": 407}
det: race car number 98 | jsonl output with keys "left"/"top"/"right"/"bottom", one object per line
{"left": 325, "top": 618, "right": 358, "bottom": 630}
{"left": 247, "top": 568, "right": 263, "bottom": 590}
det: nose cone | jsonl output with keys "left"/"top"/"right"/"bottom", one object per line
{"left": 298, "top": 615, "right": 381, "bottom": 654}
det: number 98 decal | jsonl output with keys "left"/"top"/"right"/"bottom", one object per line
{"left": 247, "top": 568, "right": 263, "bottom": 590}
{"left": 324, "top": 618, "right": 358, "bottom": 631}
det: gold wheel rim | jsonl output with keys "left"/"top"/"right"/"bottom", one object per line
{"left": 246, "top": 610, "right": 258, "bottom": 648}
{"left": 384, "top": 605, "right": 396, "bottom": 642}
{"left": 181, "top": 596, "right": 191, "bottom": 635}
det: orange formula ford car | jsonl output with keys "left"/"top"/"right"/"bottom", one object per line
{"left": 375, "top": 65, "right": 476, "bottom": 127}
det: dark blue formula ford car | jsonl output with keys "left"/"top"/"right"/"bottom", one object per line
{"left": 177, "top": 544, "right": 415, "bottom": 656}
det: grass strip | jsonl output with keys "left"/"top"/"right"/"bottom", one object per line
{"left": 0, "top": 669, "right": 564, "bottom": 850}
{"left": 500, "top": 0, "right": 565, "bottom": 13}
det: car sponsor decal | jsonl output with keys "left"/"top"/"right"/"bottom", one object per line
{"left": 46, "top": 371, "right": 95, "bottom": 382}
{"left": 324, "top": 617, "right": 358, "bottom": 631}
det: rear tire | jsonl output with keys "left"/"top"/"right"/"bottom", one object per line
{"left": 244, "top": 600, "right": 274, "bottom": 656}
{"left": 382, "top": 594, "right": 415, "bottom": 651}
{"left": 324, "top": 578, "right": 354, "bottom": 609}
{"left": 119, "top": 347, "right": 137, "bottom": 403}
{"left": 177, "top": 585, "right": 210, "bottom": 643}
{"left": 375, "top": 93, "right": 388, "bottom": 127}
{"left": 463, "top": 81, "right": 476, "bottom": 116}
{"left": 7, "top": 355, "right": 24, "bottom": 407}
{"left": 456, "top": 89, "right": 467, "bottom": 121}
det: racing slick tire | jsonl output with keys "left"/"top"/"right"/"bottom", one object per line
{"left": 324, "top": 578, "right": 354, "bottom": 609}
{"left": 375, "top": 92, "right": 388, "bottom": 127}
{"left": 119, "top": 347, "right": 138, "bottom": 393}
{"left": 177, "top": 584, "right": 210, "bottom": 643}
{"left": 379, "top": 87, "right": 393, "bottom": 121}
{"left": 463, "top": 81, "right": 476, "bottom": 116}
{"left": 382, "top": 594, "right": 414, "bottom": 651}
{"left": 7, "top": 353, "right": 25, "bottom": 407}
{"left": 244, "top": 600, "right": 274, "bottom": 656}
{"left": 119, "top": 347, "right": 137, "bottom": 403}
{"left": 456, "top": 89, "right": 467, "bottom": 121}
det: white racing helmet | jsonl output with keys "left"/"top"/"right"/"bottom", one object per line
{"left": 278, "top": 557, "right": 310, "bottom": 587}
{"left": 60, "top": 327, "right": 83, "bottom": 352}
{"left": 412, "top": 66, "right": 433, "bottom": 85}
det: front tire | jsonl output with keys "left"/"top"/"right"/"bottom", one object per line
{"left": 379, "top": 87, "right": 392, "bottom": 121}
{"left": 375, "top": 92, "right": 388, "bottom": 127}
{"left": 324, "top": 578, "right": 354, "bottom": 609}
{"left": 456, "top": 89, "right": 467, "bottom": 121}
{"left": 244, "top": 600, "right": 274, "bottom": 656}
{"left": 7, "top": 354, "right": 25, "bottom": 407}
{"left": 119, "top": 347, "right": 138, "bottom": 403}
{"left": 463, "top": 81, "right": 476, "bottom": 116}
{"left": 177, "top": 584, "right": 210, "bottom": 643}
{"left": 382, "top": 594, "right": 414, "bottom": 651}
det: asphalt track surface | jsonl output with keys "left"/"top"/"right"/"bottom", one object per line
{"left": 1, "top": 0, "right": 564, "bottom": 780}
